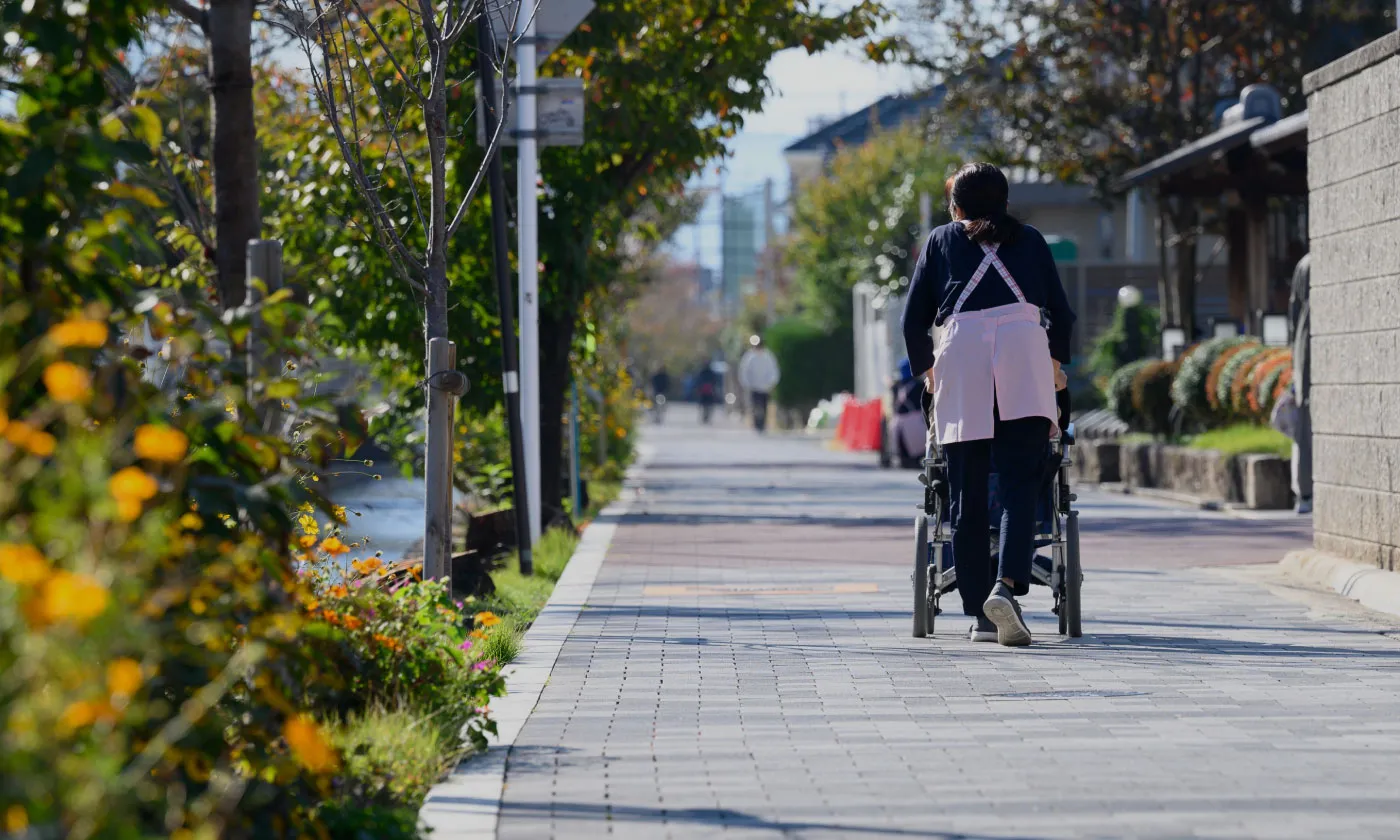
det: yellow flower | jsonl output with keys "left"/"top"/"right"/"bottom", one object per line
{"left": 43, "top": 361, "right": 92, "bottom": 403}
{"left": 4, "top": 420, "right": 56, "bottom": 457}
{"left": 297, "top": 534, "right": 316, "bottom": 549}
{"left": 283, "top": 714, "right": 340, "bottom": 773}
{"left": 469, "top": 629, "right": 488, "bottom": 641}
{"left": 179, "top": 512, "right": 204, "bottom": 530}
{"left": 0, "top": 543, "right": 49, "bottom": 585}
{"left": 4, "top": 805, "right": 27, "bottom": 834}
{"left": 27, "top": 571, "right": 110, "bottom": 627}
{"left": 297, "top": 514, "right": 319, "bottom": 536}
{"left": 319, "top": 536, "right": 349, "bottom": 556}
{"left": 134, "top": 424, "right": 189, "bottom": 463}
{"left": 474, "top": 611, "right": 501, "bottom": 628}
{"left": 48, "top": 318, "right": 109, "bottom": 348}
{"left": 107, "top": 658, "right": 144, "bottom": 698}
{"left": 331, "top": 504, "right": 347, "bottom": 523}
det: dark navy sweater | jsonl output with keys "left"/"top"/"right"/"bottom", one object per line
{"left": 901, "top": 221, "right": 1076, "bottom": 376}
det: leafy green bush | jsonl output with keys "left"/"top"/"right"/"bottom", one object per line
{"left": 1171, "top": 336, "right": 1252, "bottom": 422}
{"left": 766, "top": 317, "right": 852, "bottom": 412}
{"left": 1089, "top": 303, "right": 1160, "bottom": 380}
{"left": 1130, "top": 360, "right": 1180, "bottom": 436}
{"left": 1107, "top": 360, "right": 1153, "bottom": 428}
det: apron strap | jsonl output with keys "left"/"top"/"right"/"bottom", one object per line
{"left": 981, "top": 243, "right": 1029, "bottom": 304}
{"left": 951, "top": 242, "right": 1030, "bottom": 314}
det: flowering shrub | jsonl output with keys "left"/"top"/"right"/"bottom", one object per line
{"left": 1171, "top": 336, "right": 1252, "bottom": 423}
{"left": 0, "top": 7, "right": 502, "bottom": 836}
{"left": 1213, "top": 344, "right": 1268, "bottom": 417}
{"left": 1107, "top": 359, "right": 1153, "bottom": 429}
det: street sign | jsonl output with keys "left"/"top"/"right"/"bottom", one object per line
{"left": 484, "top": 0, "right": 594, "bottom": 67}
{"left": 476, "top": 78, "right": 585, "bottom": 147}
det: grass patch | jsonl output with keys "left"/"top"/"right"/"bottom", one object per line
{"left": 329, "top": 705, "right": 466, "bottom": 811}
{"left": 1189, "top": 424, "right": 1292, "bottom": 458}
{"left": 474, "top": 527, "right": 580, "bottom": 665}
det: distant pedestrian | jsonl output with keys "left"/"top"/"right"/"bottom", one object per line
{"left": 738, "top": 335, "right": 780, "bottom": 433}
{"left": 1289, "top": 253, "right": 1312, "bottom": 514}
{"left": 695, "top": 362, "right": 722, "bottom": 425}
{"left": 650, "top": 366, "right": 671, "bottom": 424}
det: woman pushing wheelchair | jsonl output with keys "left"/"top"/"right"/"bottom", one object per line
{"left": 901, "top": 163, "right": 1075, "bottom": 647}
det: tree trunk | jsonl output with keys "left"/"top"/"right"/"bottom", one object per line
{"left": 539, "top": 306, "right": 577, "bottom": 528}
{"left": 208, "top": 0, "right": 259, "bottom": 310}
{"left": 421, "top": 30, "right": 452, "bottom": 580}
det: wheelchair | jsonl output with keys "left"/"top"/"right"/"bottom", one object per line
{"left": 911, "top": 396, "right": 1083, "bottom": 639}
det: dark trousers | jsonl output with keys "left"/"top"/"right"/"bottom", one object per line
{"left": 750, "top": 391, "right": 770, "bottom": 432}
{"left": 944, "top": 414, "right": 1051, "bottom": 617}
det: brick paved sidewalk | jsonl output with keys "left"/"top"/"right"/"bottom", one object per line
{"left": 495, "top": 416, "right": 1400, "bottom": 839}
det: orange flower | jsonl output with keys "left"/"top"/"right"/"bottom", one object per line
{"left": 474, "top": 611, "right": 501, "bottom": 628}
{"left": 319, "top": 536, "right": 349, "bottom": 556}
{"left": 328, "top": 584, "right": 348, "bottom": 599}
{"left": 283, "top": 715, "right": 340, "bottom": 773}
{"left": 342, "top": 615, "right": 362, "bottom": 631}
{"left": 4, "top": 421, "right": 56, "bottom": 457}
{"left": 48, "top": 318, "right": 109, "bottom": 348}
{"left": 26, "top": 571, "right": 109, "bottom": 627}
{"left": 57, "top": 699, "right": 117, "bottom": 735}
{"left": 109, "top": 467, "right": 158, "bottom": 501}
{"left": 134, "top": 424, "right": 189, "bottom": 463}
{"left": 43, "top": 361, "right": 91, "bottom": 403}
{"left": 106, "top": 658, "right": 144, "bottom": 698}
{"left": 109, "top": 466, "right": 158, "bottom": 522}
{"left": 350, "top": 557, "right": 383, "bottom": 575}
{"left": 297, "top": 535, "right": 316, "bottom": 549}
{"left": 0, "top": 543, "right": 49, "bottom": 585}
{"left": 469, "top": 629, "right": 488, "bottom": 641}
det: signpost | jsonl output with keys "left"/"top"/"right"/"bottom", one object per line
{"left": 474, "top": 79, "right": 585, "bottom": 148}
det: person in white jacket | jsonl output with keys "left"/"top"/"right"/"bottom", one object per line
{"left": 738, "top": 335, "right": 781, "bottom": 433}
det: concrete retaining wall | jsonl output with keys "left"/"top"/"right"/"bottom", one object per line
{"left": 1306, "top": 31, "right": 1400, "bottom": 570}
{"left": 1072, "top": 441, "right": 1291, "bottom": 510}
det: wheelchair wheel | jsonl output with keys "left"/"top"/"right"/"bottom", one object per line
{"left": 913, "top": 514, "right": 929, "bottom": 638}
{"left": 1065, "top": 510, "right": 1082, "bottom": 638}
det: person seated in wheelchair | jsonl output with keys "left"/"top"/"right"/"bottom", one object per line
{"left": 901, "top": 163, "right": 1075, "bottom": 647}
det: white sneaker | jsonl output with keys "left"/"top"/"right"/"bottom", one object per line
{"left": 969, "top": 617, "right": 998, "bottom": 643}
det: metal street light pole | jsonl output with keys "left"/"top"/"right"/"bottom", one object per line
{"left": 517, "top": 1, "right": 542, "bottom": 542}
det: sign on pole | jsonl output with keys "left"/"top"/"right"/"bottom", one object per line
{"left": 475, "top": 79, "right": 586, "bottom": 147}
{"left": 484, "top": 0, "right": 595, "bottom": 67}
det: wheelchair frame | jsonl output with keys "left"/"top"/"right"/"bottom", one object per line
{"left": 911, "top": 427, "right": 1083, "bottom": 639}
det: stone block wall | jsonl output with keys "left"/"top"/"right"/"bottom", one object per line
{"left": 1305, "top": 31, "right": 1400, "bottom": 570}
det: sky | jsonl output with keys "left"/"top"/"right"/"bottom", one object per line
{"left": 669, "top": 16, "right": 927, "bottom": 271}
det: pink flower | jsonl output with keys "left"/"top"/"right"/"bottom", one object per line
{"left": 458, "top": 639, "right": 473, "bottom": 652}
{"left": 473, "top": 659, "right": 495, "bottom": 671}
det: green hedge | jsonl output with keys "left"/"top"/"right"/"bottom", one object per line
{"left": 1171, "top": 336, "right": 1252, "bottom": 422}
{"left": 766, "top": 317, "right": 852, "bottom": 412}
{"left": 1107, "top": 359, "right": 1153, "bottom": 429}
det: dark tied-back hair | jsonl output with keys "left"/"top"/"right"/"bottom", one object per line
{"left": 945, "top": 162, "right": 1021, "bottom": 245}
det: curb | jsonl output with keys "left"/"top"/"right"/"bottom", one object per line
{"left": 418, "top": 451, "right": 648, "bottom": 839}
{"left": 1280, "top": 549, "right": 1400, "bottom": 619}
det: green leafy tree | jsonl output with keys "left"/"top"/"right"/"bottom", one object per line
{"left": 783, "top": 123, "right": 957, "bottom": 389}
{"left": 911, "top": 0, "right": 1393, "bottom": 337}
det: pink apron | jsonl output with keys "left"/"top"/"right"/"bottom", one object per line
{"left": 930, "top": 242, "right": 1058, "bottom": 445}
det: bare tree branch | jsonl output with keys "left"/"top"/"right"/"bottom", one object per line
{"left": 168, "top": 0, "right": 210, "bottom": 31}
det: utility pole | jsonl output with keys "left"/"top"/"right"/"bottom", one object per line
{"left": 477, "top": 16, "right": 533, "bottom": 575}
{"left": 517, "top": 0, "right": 542, "bottom": 543}
{"left": 763, "top": 178, "right": 776, "bottom": 323}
